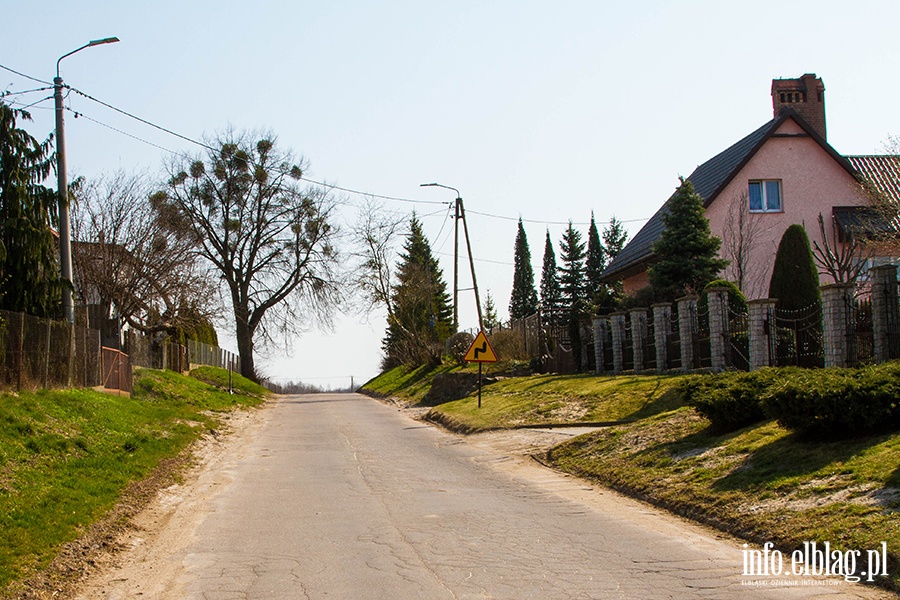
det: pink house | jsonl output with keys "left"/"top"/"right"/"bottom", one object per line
{"left": 601, "top": 74, "right": 900, "bottom": 300}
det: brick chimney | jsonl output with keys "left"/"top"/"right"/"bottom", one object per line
{"left": 771, "top": 73, "right": 826, "bottom": 140}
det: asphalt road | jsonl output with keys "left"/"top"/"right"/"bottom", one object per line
{"left": 83, "top": 393, "right": 891, "bottom": 599}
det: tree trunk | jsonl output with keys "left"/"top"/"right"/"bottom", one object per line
{"left": 234, "top": 306, "right": 256, "bottom": 381}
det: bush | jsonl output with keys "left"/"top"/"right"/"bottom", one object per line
{"left": 700, "top": 279, "right": 747, "bottom": 314}
{"left": 446, "top": 332, "right": 475, "bottom": 364}
{"left": 760, "top": 363, "right": 900, "bottom": 437}
{"left": 680, "top": 369, "right": 788, "bottom": 431}
{"left": 488, "top": 329, "right": 527, "bottom": 361}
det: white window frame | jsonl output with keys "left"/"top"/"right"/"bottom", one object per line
{"left": 748, "top": 180, "right": 783, "bottom": 213}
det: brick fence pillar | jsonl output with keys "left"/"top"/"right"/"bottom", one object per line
{"left": 652, "top": 303, "right": 672, "bottom": 373}
{"left": 677, "top": 295, "right": 698, "bottom": 372}
{"left": 609, "top": 312, "right": 627, "bottom": 374}
{"left": 630, "top": 308, "right": 648, "bottom": 372}
{"left": 870, "top": 265, "right": 899, "bottom": 364}
{"left": 821, "top": 283, "right": 854, "bottom": 368}
{"left": 592, "top": 317, "right": 607, "bottom": 374}
{"left": 706, "top": 287, "right": 729, "bottom": 372}
{"left": 748, "top": 298, "right": 777, "bottom": 370}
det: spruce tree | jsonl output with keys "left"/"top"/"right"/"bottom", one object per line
{"left": 508, "top": 218, "right": 538, "bottom": 319}
{"left": 539, "top": 230, "right": 561, "bottom": 313}
{"left": 769, "top": 224, "right": 821, "bottom": 311}
{"left": 382, "top": 215, "right": 453, "bottom": 367}
{"left": 585, "top": 212, "right": 606, "bottom": 304}
{"left": 649, "top": 178, "right": 729, "bottom": 300}
{"left": 602, "top": 215, "right": 628, "bottom": 260}
{"left": 483, "top": 290, "right": 499, "bottom": 332}
{"left": 558, "top": 221, "right": 586, "bottom": 310}
{"left": 0, "top": 102, "right": 63, "bottom": 317}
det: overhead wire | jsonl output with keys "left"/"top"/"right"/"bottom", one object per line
{"left": 2, "top": 62, "right": 650, "bottom": 231}
{"left": 0, "top": 62, "right": 51, "bottom": 86}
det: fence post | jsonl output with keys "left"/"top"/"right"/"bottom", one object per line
{"left": 748, "top": 299, "right": 777, "bottom": 370}
{"left": 592, "top": 317, "right": 606, "bottom": 374}
{"left": 821, "top": 283, "right": 854, "bottom": 368}
{"left": 652, "top": 303, "right": 672, "bottom": 373}
{"left": 629, "top": 308, "right": 648, "bottom": 372}
{"left": 870, "top": 265, "right": 899, "bottom": 363}
{"left": 43, "top": 317, "right": 51, "bottom": 388}
{"left": 706, "top": 288, "right": 729, "bottom": 372}
{"left": 677, "top": 295, "right": 698, "bottom": 372}
{"left": 609, "top": 312, "right": 627, "bottom": 374}
{"left": 16, "top": 311, "right": 25, "bottom": 391}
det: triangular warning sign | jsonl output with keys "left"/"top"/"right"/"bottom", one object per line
{"left": 463, "top": 331, "right": 498, "bottom": 363}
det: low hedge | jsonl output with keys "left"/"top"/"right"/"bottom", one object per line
{"left": 760, "top": 363, "right": 900, "bottom": 437}
{"left": 681, "top": 363, "right": 900, "bottom": 438}
{"left": 679, "top": 368, "right": 789, "bottom": 432}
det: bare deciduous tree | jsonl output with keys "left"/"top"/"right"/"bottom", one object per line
{"left": 72, "top": 171, "right": 217, "bottom": 335}
{"left": 812, "top": 211, "right": 872, "bottom": 284}
{"left": 152, "top": 131, "right": 341, "bottom": 381}
{"left": 349, "top": 197, "right": 404, "bottom": 317}
{"left": 721, "top": 190, "right": 765, "bottom": 296}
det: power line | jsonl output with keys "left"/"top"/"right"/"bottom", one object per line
{"left": 68, "top": 107, "right": 176, "bottom": 154}
{"left": 0, "top": 63, "right": 51, "bottom": 86}
{"left": 1, "top": 85, "right": 54, "bottom": 96}
{"left": 2, "top": 66, "right": 650, "bottom": 228}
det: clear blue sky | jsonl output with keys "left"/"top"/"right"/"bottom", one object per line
{"left": 5, "top": 1, "right": 900, "bottom": 387}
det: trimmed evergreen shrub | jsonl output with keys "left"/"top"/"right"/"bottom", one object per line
{"left": 680, "top": 368, "right": 789, "bottom": 431}
{"left": 700, "top": 279, "right": 747, "bottom": 314}
{"left": 769, "top": 224, "right": 821, "bottom": 311}
{"left": 760, "top": 363, "right": 900, "bottom": 437}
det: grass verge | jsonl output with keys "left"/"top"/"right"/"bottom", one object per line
{"left": 362, "top": 364, "right": 687, "bottom": 430}
{"left": 0, "top": 367, "right": 266, "bottom": 595}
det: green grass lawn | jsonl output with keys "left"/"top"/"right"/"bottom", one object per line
{"left": 426, "top": 371, "right": 685, "bottom": 431}
{"left": 0, "top": 367, "right": 266, "bottom": 594}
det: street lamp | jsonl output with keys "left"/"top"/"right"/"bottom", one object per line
{"left": 419, "top": 182, "right": 483, "bottom": 331}
{"left": 54, "top": 36, "right": 119, "bottom": 323}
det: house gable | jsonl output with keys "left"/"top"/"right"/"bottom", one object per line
{"left": 601, "top": 108, "right": 862, "bottom": 290}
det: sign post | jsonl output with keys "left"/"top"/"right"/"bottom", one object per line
{"left": 463, "top": 331, "right": 498, "bottom": 408}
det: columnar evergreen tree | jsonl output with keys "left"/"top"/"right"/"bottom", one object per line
{"left": 508, "top": 218, "right": 538, "bottom": 319}
{"left": 382, "top": 215, "right": 454, "bottom": 367}
{"left": 539, "top": 230, "right": 561, "bottom": 314}
{"left": 558, "top": 221, "right": 586, "bottom": 310}
{"left": 769, "top": 224, "right": 821, "bottom": 311}
{"left": 649, "top": 178, "right": 729, "bottom": 300}
{"left": 0, "top": 101, "right": 63, "bottom": 317}
{"left": 585, "top": 213, "right": 606, "bottom": 303}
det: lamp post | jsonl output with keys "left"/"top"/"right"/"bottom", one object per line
{"left": 420, "top": 183, "right": 483, "bottom": 331}
{"left": 54, "top": 37, "right": 119, "bottom": 323}
{"left": 421, "top": 183, "right": 461, "bottom": 331}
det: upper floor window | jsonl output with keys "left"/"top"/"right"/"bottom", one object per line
{"left": 749, "top": 180, "right": 782, "bottom": 212}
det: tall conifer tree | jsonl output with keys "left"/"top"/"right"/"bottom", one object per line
{"left": 382, "top": 215, "right": 453, "bottom": 367}
{"left": 585, "top": 213, "right": 606, "bottom": 301}
{"left": 602, "top": 215, "right": 628, "bottom": 260}
{"left": 0, "top": 102, "right": 62, "bottom": 317}
{"left": 539, "top": 230, "right": 561, "bottom": 313}
{"left": 558, "top": 221, "right": 586, "bottom": 310}
{"left": 509, "top": 218, "right": 538, "bottom": 319}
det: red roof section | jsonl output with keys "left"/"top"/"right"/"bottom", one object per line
{"left": 846, "top": 155, "right": 900, "bottom": 204}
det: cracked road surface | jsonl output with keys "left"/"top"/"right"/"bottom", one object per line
{"left": 77, "top": 393, "right": 891, "bottom": 599}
